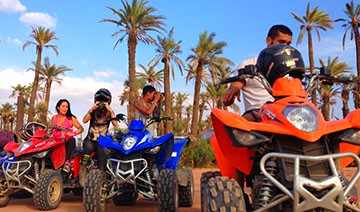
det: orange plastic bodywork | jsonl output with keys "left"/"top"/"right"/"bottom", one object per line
{"left": 272, "top": 77, "right": 307, "bottom": 98}
{"left": 211, "top": 77, "right": 360, "bottom": 177}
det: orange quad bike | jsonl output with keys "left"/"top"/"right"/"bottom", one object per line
{"left": 201, "top": 66, "right": 360, "bottom": 212}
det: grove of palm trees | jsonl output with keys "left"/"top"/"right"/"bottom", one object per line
{"left": 1, "top": 0, "right": 360, "bottom": 168}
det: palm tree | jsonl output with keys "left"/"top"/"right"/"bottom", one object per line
{"left": 318, "top": 56, "right": 352, "bottom": 120}
{"left": 101, "top": 0, "right": 166, "bottom": 120}
{"left": 118, "top": 78, "right": 147, "bottom": 117}
{"left": 9, "top": 84, "right": 31, "bottom": 136}
{"left": 136, "top": 64, "right": 163, "bottom": 90}
{"left": 336, "top": 1, "right": 360, "bottom": 108}
{"left": 187, "top": 31, "right": 228, "bottom": 136}
{"left": 173, "top": 92, "right": 189, "bottom": 120}
{"left": 292, "top": 3, "right": 334, "bottom": 105}
{"left": 35, "top": 101, "right": 48, "bottom": 125}
{"left": 149, "top": 27, "right": 184, "bottom": 134}
{"left": 38, "top": 57, "right": 72, "bottom": 113}
{"left": 184, "top": 105, "right": 193, "bottom": 135}
{"left": 0, "top": 103, "right": 15, "bottom": 131}
{"left": 198, "top": 92, "right": 210, "bottom": 129}
{"left": 23, "top": 26, "right": 59, "bottom": 122}
{"left": 341, "top": 75, "right": 356, "bottom": 118}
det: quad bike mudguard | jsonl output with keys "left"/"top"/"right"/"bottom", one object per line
{"left": 165, "top": 136, "right": 189, "bottom": 170}
{"left": 211, "top": 109, "right": 256, "bottom": 175}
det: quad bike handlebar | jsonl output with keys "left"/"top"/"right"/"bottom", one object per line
{"left": 108, "top": 113, "right": 172, "bottom": 128}
{"left": 219, "top": 65, "right": 359, "bottom": 97}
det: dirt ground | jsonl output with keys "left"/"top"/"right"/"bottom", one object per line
{"left": 3, "top": 167, "right": 359, "bottom": 212}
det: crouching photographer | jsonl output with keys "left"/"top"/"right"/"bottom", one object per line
{"left": 79, "top": 88, "right": 117, "bottom": 186}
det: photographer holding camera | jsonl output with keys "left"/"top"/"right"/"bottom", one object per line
{"left": 133, "top": 85, "right": 163, "bottom": 137}
{"left": 79, "top": 88, "right": 117, "bottom": 186}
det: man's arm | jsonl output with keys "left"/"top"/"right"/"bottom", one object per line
{"left": 222, "top": 80, "right": 244, "bottom": 106}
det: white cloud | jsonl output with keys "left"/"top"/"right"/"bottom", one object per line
{"left": 94, "top": 70, "right": 117, "bottom": 78}
{"left": 6, "top": 37, "right": 22, "bottom": 45}
{"left": 19, "top": 12, "right": 57, "bottom": 28}
{"left": 0, "top": 68, "right": 127, "bottom": 128}
{"left": 0, "top": 0, "right": 26, "bottom": 13}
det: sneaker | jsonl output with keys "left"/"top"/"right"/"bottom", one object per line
{"left": 62, "top": 160, "right": 71, "bottom": 173}
{"left": 79, "top": 165, "right": 87, "bottom": 187}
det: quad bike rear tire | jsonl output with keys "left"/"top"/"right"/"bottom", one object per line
{"left": 33, "top": 170, "right": 63, "bottom": 210}
{"left": 200, "top": 171, "right": 221, "bottom": 212}
{"left": 112, "top": 192, "right": 138, "bottom": 206}
{"left": 202, "top": 176, "right": 246, "bottom": 212}
{"left": 157, "top": 169, "right": 178, "bottom": 212}
{"left": 82, "top": 169, "right": 107, "bottom": 212}
{"left": 0, "top": 196, "right": 10, "bottom": 207}
{"left": 177, "top": 167, "right": 194, "bottom": 207}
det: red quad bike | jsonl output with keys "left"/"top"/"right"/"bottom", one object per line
{"left": 0, "top": 123, "right": 89, "bottom": 210}
{"left": 201, "top": 66, "right": 360, "bottom": 212}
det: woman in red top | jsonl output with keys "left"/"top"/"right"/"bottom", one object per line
{"left": 51, "top": 99, "right": 84, "bottom": 171}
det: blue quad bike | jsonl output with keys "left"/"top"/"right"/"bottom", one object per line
{"left": 82, "top": 114, "right": 194, "bottom": 212}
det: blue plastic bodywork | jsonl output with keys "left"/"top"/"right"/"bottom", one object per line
{"left": 164, "top": 137, "right": 189, "bottom": 169}
{"left": 0, "top": 154, "right": 16, "bottom": 170}
{"left": 98, "top": 119, "right": 189, "bottom": 170}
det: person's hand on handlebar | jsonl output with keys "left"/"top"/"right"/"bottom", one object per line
{"left": 223, "top": 81, "right": 243, "bottom": 106}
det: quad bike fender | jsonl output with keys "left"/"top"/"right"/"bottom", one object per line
{"left": 156, "top": 133, "right": 174, "bottom": 169}
{"left": 211, "top": 110, "right": 255, "bottom": 175}
{"left": 209, "top": 136, "right": 235, "bottom": 178}
{"left": 3, "top": 141, "right": 19, "bottom": 153}
{"left": 340, "top": 142, "right": 360, "bottom": 168}
{"left": 165, "top": 136, "right": 189, "bottom": 170}
{"left": 346, "top": 109, "right": 360, "bottom": 128}
{"left": 70, "top": 154, "right": 82, "bottom": 178}
{"left": 51, "top": 144, "right": 66, "bottom": 169}
{"left": 339, "top": 109, "right": 360, "bottom": 168}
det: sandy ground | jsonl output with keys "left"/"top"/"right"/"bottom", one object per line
{"left": 3, "top": 167, "right": 360, "bottom": 212}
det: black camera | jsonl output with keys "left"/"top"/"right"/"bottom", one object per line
{"left": 96, "top": 102, "right": 107, "bottom": 112}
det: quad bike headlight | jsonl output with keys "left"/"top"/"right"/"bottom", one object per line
{"left": 224, "top": 126, "right": 269, "bottom": 147}
{"left": 339, "top": 128, "right": 360, "bottom": 145}
{"left": 122, "top": 136, "right": 137, "bottom": 150}
{"left": 283, "top": 105, "right": 318, "bottom": 132}
{"left": 145, "top": 146, "right": 161, "bottom": 154}
{"left": 16, "top": 142, "right": 32, "bottom": 153}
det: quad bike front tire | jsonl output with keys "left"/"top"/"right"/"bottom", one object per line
{"left": 202, "top": 176, "right": 246, "bottom": 212}
{"left": 33, "top": 170, "right": 63, "bottom": 211}
{"left": 112, "top": 192, "right": 138, "bottom": 206}
{"left": 157, "top": 169, "right": 178, "bottom": 212}
{"left": 82, "top": 169, "right": 107, "bottom": 212}
{"left": 200, "top": 171, "right": 221, "bottom": 212}
{"left": 177, "top": 167, "right": 194, "bottom": 207}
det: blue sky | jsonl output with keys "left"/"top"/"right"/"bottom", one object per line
{"left": 0, "top": 0, "right": 357, "bottom": 126}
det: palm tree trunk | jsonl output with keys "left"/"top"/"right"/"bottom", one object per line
{"left": 128, "top": 33, "right": 138, "bottom": 121}
{"left": 28, "top": 47, "right": 43, "bottom": 122}
{"left": 163, "top": 60, "right": 173, "bottom": 134}
{"left": 44, "top": 80, "right": 51, "bottom": 112}
{"left": 198, "top": 103, "right": 204, "bottom": 132}
{"left": 307, "top": 29, "right": 317, "bottom": 106}
{"left": 15, "top": 94, "right": 25, "bottom": 141}
{"left": 342, "top": 89, "right": 350, "bottom": 118}
{"left": 190, "top": 64, "right": 203, "bottom": 137}
{"left": 354, "top": 28, "right": 360, "bottom": 109}
{"left": 322, "top": 94, "right": 330, "bottom": 121}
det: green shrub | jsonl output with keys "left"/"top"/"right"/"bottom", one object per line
{"left": 180, "top": 137, "right": 217, "bottom": 168}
